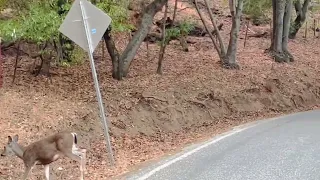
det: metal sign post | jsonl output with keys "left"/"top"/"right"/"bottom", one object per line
{"left": 59, "top": 0, "right": 115, "bottom": 165}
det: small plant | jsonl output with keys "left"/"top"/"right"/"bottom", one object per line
{"left": 164, "top": 20, "right": 195, "bottom": 44}
{"left": 243, "top": 0, "right": 272, "bottom": 25}
{"left": 69, "top": 46, "right": 87, "bottom": 66}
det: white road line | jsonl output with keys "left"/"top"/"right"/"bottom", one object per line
{"left": 136, "top": 125, "right": 254, "bottom": 180}
{"left": 131, "top": 111, "right": 318, "bottom": 180}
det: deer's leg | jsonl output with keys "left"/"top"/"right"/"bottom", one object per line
{"left": 57, "top": 139, "right": 85, "bottom": 179}
{"left": 77, "top": 149, "right": 87, "bottom": 174}
{"left": 44, "top": 165, "right": 50, "bottom": 180}
{"left": 22, "top": 165, "right": 32, "bottom": 180}
{"left": 72, "top": 147, "right": 87, "bottom": 173}
{"left": 62, "top": 151, "right": 84, "bottom": 180}
{"left": 80, "top": 149, "right": 87, "bottom": 173}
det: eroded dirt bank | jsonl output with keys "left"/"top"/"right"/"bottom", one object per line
{"left": 0, "top": 32, "right": 319, "bottom": 179}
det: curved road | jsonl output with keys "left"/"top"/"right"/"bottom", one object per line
{"left": 126, "top": 110, "right": 320, "bottom": 180}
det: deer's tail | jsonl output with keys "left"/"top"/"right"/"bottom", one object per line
{"left": 71, "top": 132, "right": 78, "bottom": 145}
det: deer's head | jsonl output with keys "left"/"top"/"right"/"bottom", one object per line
{"left": 1, "top": 135, "right": 19, "bottom": 157}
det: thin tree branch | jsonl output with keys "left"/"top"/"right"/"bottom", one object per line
{"left": 194, "top": 0, "right": 222, "bottom": 57}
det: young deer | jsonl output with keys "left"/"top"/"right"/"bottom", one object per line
{"left": 1, "top": 132, "right": 87, "bottom": 180}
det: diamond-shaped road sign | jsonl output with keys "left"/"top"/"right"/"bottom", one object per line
{"left": 58, "top": 0, "right": 115, "bottom": 166}
{"left": 59, "top": 0, "right": 112, "bottom": 52}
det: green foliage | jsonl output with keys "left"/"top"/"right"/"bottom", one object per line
{"left": 164, "top": 20, "right": 195, "bottom": 44}
{"left": 0, "top": 19, "right": 22, "bottom": 41}
{"left": 22, "top": 3, "right": 61, "bottom": 43}
{"left": 68, "top": 46, "right": 87, "bottom": 66}
{"left": 96, "top": 0, "right": 134, "bottom": 32}
{"left": 0, "top": 2, "right": 61, "bottom": 43}
{"left": 0, "top": 0, "right": 7, "bottom": 10}
{"left": 0, "top": 0, "right": 133, "bottom": 67}
{"left": 243, "top": 0, "right": 272, "bottom": 24}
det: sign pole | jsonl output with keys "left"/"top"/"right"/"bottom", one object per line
{"left": 79, "top": 0, "right": 115, "bottom": 166}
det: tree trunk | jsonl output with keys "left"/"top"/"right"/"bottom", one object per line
{"left": 223, "top": 0, "right": 243, "bottom": 69}
{"left": 171, "top": 0, "right": 178, "bottom": 26}
{"left": 57, "top": 0, "right": 74, "bottom": 62}
{"left": 270, "top": 0, "right": 277, "bottom": 50}
{"left": 121, "top": 0, "right": 168, "bottom": 77}
{"left": 203, "top": 0, "right": 226, "bottom": 57}
{"left": 103, "top": 27, "right": 123, "bottom": 80}
{"left": 194, "top": 0, "right": 223, "bottom": 58}
{"left": 195, "top": 0, "right": 243, "bottom": 69}
{"left": 40, "top": 56, "right": 51, "bottom": 77}
{"left": 157, "top": 2, "right": 168, "bottom": 75}
{"left": 289, "top": 0, "right": 311, "bottom": 39}
{"left": 282, "top": 0, "right": 294, "bottom": 61}
{"left": 271, "top": 0, "right": 294, "bottom": 63}
{"left": 274, "top": 0, "right": 285, "bottom": 54}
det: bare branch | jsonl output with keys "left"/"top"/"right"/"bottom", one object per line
{"left": 203, "top": 0, "right": 226, "bottom": 56}
{"left": 194, "top": 0, "right": 222, "bottom": 57}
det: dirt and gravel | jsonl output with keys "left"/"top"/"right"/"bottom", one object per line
{"left": 0, "top": 0, "right": 320, "bottom": 179}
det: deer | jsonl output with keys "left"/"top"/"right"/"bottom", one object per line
{"left": 1, "top": 132, "right": 87, "bottom": 180}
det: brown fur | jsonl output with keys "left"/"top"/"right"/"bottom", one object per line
{"left": 1, "top": 132, "right": 87, "bottom": 180}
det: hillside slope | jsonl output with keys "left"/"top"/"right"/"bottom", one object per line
{"left": 0, "top": 0, "right": 319, "bottom": 179}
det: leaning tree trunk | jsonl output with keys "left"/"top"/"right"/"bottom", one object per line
{"left": 223, "top": 0, "right": 244, "bottom": 69}
{"left": 195, "top": 0, "right": 243, "bottom": 69}
{"left": 271, "top": 0, "right": 294, "bottom": 63}
{"left": 289, "top": 0, "right": 311, "bottom": 39}
{"left": 103, "top": 0, "right": 168, "bottom": 80}
{"left": 103, "top": 27, "right": 123, "bottom": 80}
{"left": 121, "top": 0, "right": 168, "bottom": 77}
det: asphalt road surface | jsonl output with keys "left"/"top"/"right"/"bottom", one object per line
{"left": 126, "top": 110, "right": 320, "bottom": 180}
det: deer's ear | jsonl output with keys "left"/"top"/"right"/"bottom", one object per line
{"left": 7, "top": 136, "right": 12, "bottom": 143}
{"left": 12, "top": 135, "right": 18, "bottom": 142}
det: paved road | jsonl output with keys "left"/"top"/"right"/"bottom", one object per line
{"left": 126, "top": 110, "right": 320, "bottom": 180}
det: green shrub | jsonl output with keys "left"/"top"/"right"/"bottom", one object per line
{"left": 243, "top": 0, "right": 272, "bottom": 25}
{"left": 164, "top": 20, "right": 196, "bottom": 44}
{"left": 96, "top": 0, "right": 134, "bottom": 32}
{"left": 0, "top": 0, "right": 132, "bottom": 66}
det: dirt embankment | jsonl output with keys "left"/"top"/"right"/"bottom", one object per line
{"left": 0, "top": 34, "right": 319, "bottom": 179}
{"left": 0, "top": 1, "right": 320, "bottom": 179}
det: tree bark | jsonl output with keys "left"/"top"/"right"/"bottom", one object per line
{"left": 271, "top": 0, "right": 294, "bottom": 63}
{"left": 172, "top": 0, "right": 178, "bottom": 26}
{"left": 157, "top": 2, "right": 168, "bottom": 75}
{"left": 194, "top": 0, "right": 222, "bottom": 58}
{"left": 194, "top": 0, "right": 243, "bottom": 69}
{"left": 121, "top": 0, "right": 168, "bottom": 77}
{"left": 270, "top": 0, "right": 277, "bottom": 50}
{"left": 223, "top": 0, "right": 243, "bottom": 69}
{"left": 282, "top": 0, "right": 294, "bottom": 61}
{"left": 103, "top": 27, "right": 123, "bottom": 80}
{"left": 203, "top": 0, "right": 226, "bottom": 56}
{"left": 289, "top": 0, "right": 311, "bottom": 39}
{"left": 57, "top": 0, "right": 74, "bottom": 62}
{"left": 274, "top": 0, "right": 285, "bottom": 54}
